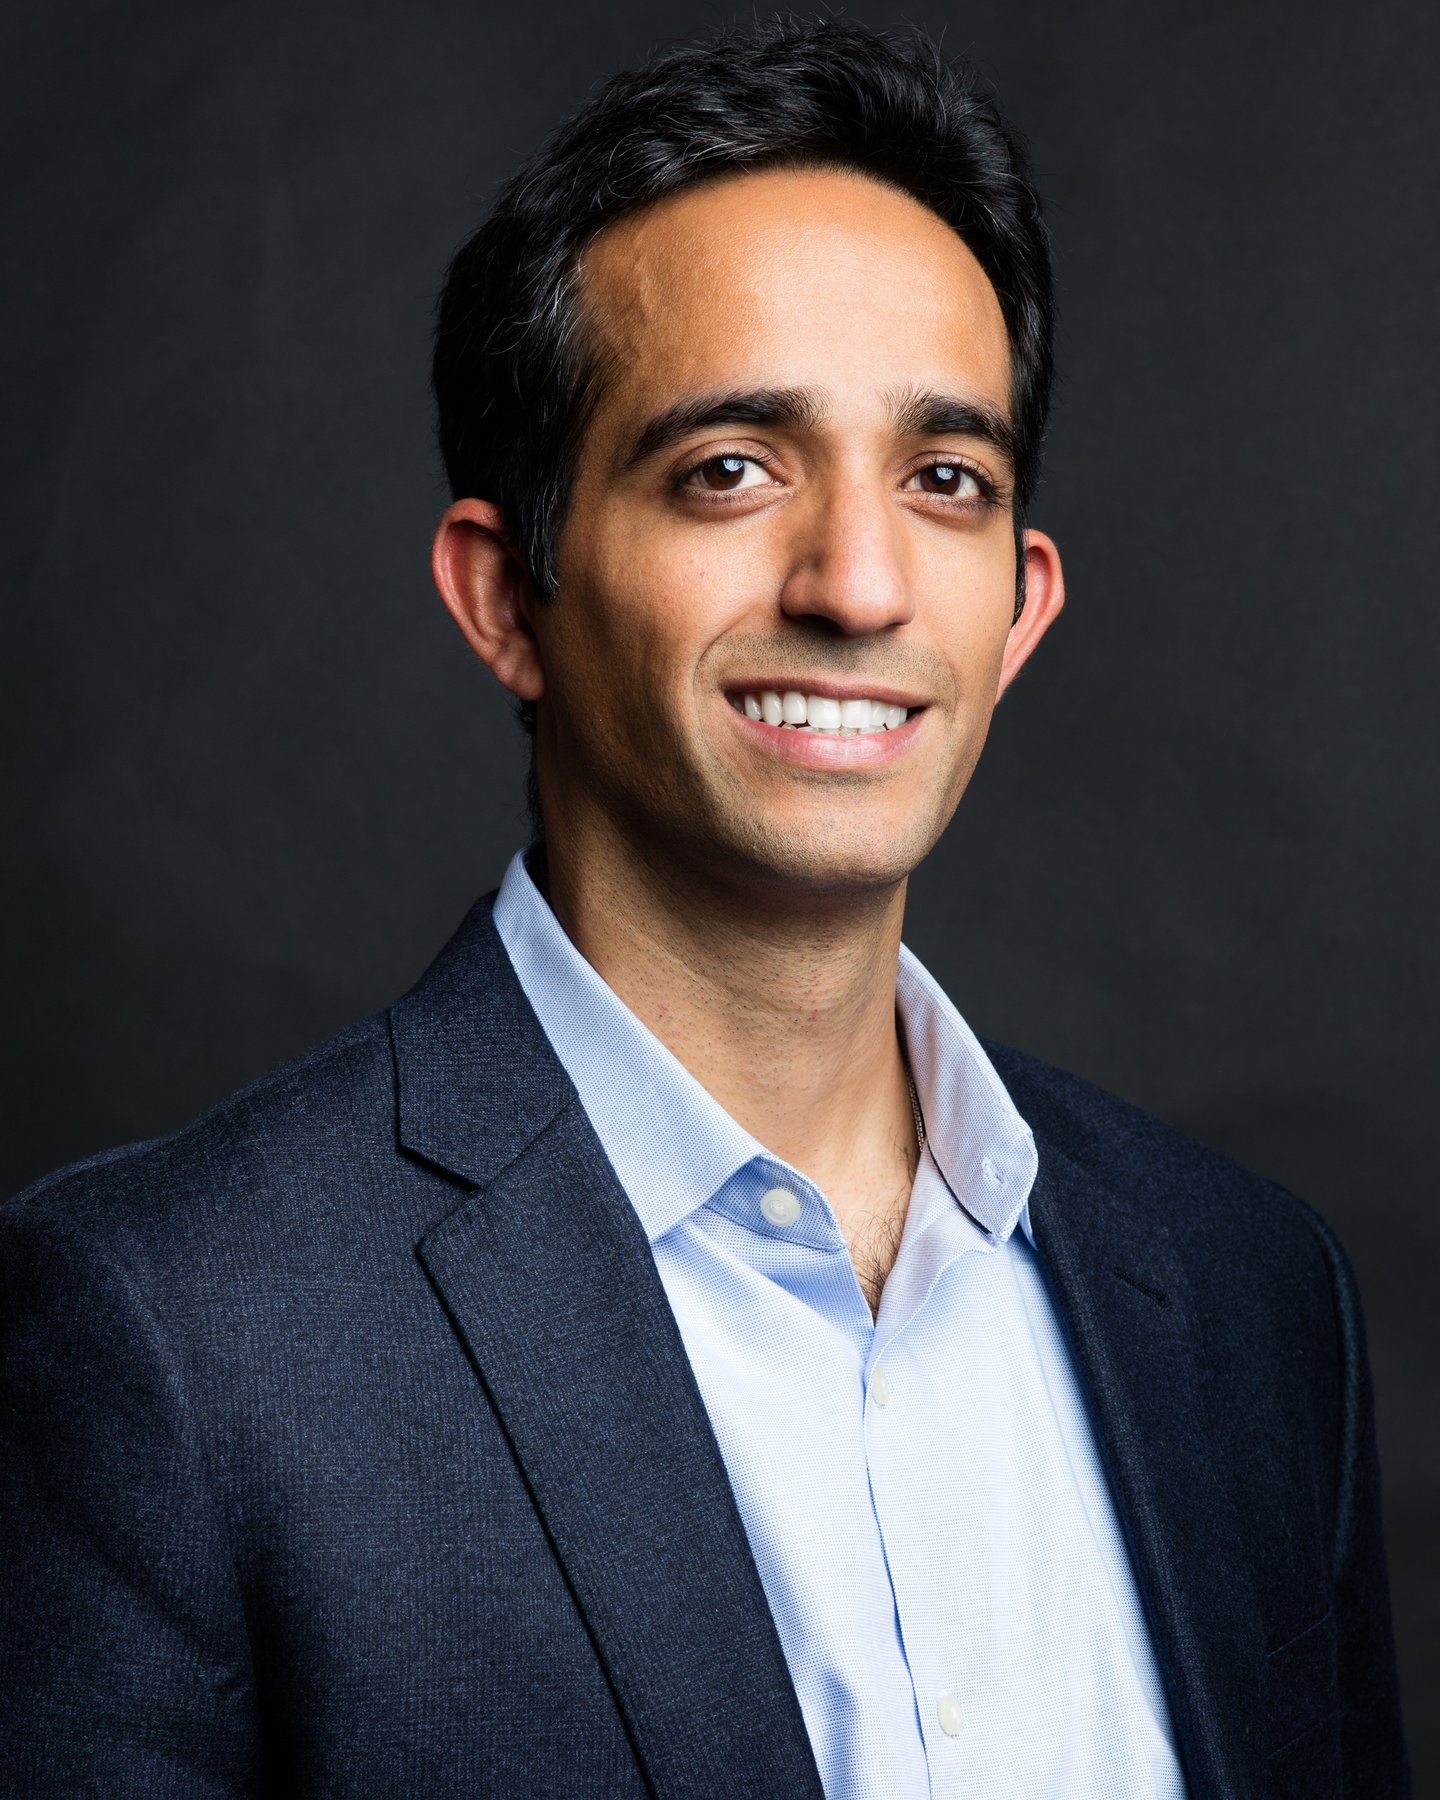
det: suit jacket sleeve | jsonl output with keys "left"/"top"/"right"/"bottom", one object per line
{"left": 0, "top": 1194, "right": 260, "bottom": 1797}
{"left": 1312, "top": 1211, "right": 1410, "bottom": 1794}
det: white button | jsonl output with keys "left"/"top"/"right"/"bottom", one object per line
{"left": 870, "top": 1367, "right": 890, "bottom": 1407}
{"left": 937, "top": 1692, "right": 964, "bottom": 1737}
{"left": 760, "top": 1187, "right": 801, "bottom": 1228}
{"left": 980, "top": 1156, "right": 1003, "bottom": 1187}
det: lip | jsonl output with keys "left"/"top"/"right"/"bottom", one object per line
{"left": 721, "top": 695, "right": 926, "bottom": 770}
{"left": 723, "top": 677, "right": 929, "bottom": 710}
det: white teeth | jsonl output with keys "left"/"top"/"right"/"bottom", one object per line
{"left": 739, "top": 690, "right": 912, "bottom": 734}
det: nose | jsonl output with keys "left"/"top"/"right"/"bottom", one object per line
{"left": 777, "top": 474, "right": 915, "bottom": 636}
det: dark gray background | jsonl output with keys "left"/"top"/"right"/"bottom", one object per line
{"left": 4, "top": 0, "right": 1436, "bottom": 1781}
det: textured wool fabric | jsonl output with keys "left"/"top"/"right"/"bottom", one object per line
{"left": 493, "top": 851, "right": 1185, "bottom": 1797}
{"left": 0, "top": 892, "right": 1409, "bottom": 1797}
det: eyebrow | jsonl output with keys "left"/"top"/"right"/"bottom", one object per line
{"left": 886, "top": 385, "right": 1017, "bottom": 475}
{"left": 621, "top": 387, "right": 825, "bottom": 472}
{"left": 619, "top": 382, "right": 1016, "bottom": 476}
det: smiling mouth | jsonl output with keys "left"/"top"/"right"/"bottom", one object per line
{"left": 728, "top": 689, "right": 914, "bottom": 735}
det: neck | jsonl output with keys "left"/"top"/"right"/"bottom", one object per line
{"left": 537, "top": 819, "right": 920, "bottom": 1278}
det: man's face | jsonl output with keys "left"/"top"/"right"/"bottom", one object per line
{"left": 531, "top": 165, "right": 1056, "bottom": 896}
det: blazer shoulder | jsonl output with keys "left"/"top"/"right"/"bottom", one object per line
{"left": 981, "top": 1035, "right": 1339, "bottom": 1261}
{"left": 2, "top": 1011, "right": 398, "bottom": 1275}
{"left": 5, "top": 890, "right": 549, "bottom": 1291}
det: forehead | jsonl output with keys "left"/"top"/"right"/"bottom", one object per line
{"left": 577, "top": 165, "right": 1012, "bottom": 439}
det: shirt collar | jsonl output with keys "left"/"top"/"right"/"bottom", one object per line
{"left": 491, "top": 849, "right": 1037, "bottom": 1248}
{"left": 895, "top": 946, "right": 1037, "bottom": 1245}
{"left": 492, "top": 851, "right": 759, "bottom": 1241}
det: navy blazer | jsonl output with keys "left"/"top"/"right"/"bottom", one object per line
{"left": 0, "top": 895, "right": 1408, "bottom": 1797}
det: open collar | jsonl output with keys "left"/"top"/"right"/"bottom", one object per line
{"left": 492, "top": 848, "right": 1039, "bottom": 1248}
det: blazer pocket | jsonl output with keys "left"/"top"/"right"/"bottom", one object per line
{"left": 1265, "top": 1608, "right": 1339, "bottom": 1766}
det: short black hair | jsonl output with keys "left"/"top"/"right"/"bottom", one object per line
{"left": 432, "top": 15, "right": 1054, "bottom": 604}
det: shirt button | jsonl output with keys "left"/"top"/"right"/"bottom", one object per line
{"left": 760, "top": 1187, "right": 801, "bottom": 1228}
{"left": 937, "top": 1692, "right": 964, "bottom": 1737}
{"left": 870, "top": 1367, "right": 890, "bottom": 1407}
{"left": 980, "top": 1156, "right": 1003, "bottom": 1187}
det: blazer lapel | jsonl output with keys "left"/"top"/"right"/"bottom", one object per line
{"left": 1028, "top": 1138, "right": 1269, "bottom": 1799}
{"left": 391, "top": 898, "right": 823, "bottom": 1800}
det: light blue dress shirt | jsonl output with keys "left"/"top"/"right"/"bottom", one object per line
{"left": 493, "top": 851, "right": 1186, "bottom": 1799}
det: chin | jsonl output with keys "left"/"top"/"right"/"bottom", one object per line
{"left": 700, "top": 803, "right": 941, "bottom": 898}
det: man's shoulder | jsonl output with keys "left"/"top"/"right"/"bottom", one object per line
{"left": 982, "top": 1036, "right": 1345, "bottom": 1277}
{"left": 2, "top": 1010, "right": 403, "bottom": 1278}
{"left": 3, "top": 889, "right": 551, "bottom": 1290}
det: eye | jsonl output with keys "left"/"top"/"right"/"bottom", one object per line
{"left": 907, "top": 461, "right": 985, "bottom": 500}
{"left": 684, "top": 454, "right": 771, "bottom": 492}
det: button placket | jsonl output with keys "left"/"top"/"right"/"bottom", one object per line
{"left": 863, "top": 1312, "right": 973, "bottom": 1785}
{"left": 862, "top": 1338, "right": 942, "bottom": 1783}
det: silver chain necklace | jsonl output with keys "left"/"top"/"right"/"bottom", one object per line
{"left": 905, "top": 1066, "right": 927, "bottom": 1155}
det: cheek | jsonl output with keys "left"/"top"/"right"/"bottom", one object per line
{"left": 583, "top": 526, "right": 747, "bottom": 696}
{"left": 543, "top": 557, "right": 703, "bottom": 754}
{"left": 917, "top": 545, "right": 1019, "bottom": 703}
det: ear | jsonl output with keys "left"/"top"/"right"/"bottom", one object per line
{"left": 996, "top": 528, "right": 1065, "bottom": 699}
{"left": 431, "top": 499, "right": 545, "bottom": 703}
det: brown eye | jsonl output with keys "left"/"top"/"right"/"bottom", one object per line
{"left": 911, "top": 462, "right": 982, "bottom": 498}
{"left": 690, "top": 454, "right": 768, "bottom": 491}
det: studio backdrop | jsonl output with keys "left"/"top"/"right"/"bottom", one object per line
{"left": 3, "top": 0, "right": 1436, "bottom": 1781}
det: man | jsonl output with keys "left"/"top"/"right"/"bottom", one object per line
{"left": 0, "top": 17, "right": 1407, "bottom": 1798}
